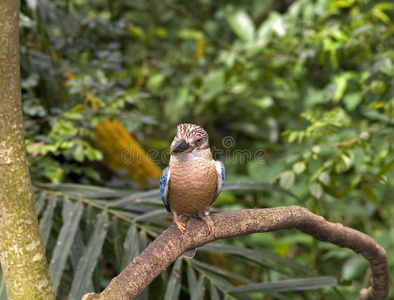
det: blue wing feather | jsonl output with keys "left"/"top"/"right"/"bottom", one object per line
{"left": 160, "top": 166, "right": 171, "bottom": 212}
{"left": 221, "top": 163, "right": 225, "bottom": 187}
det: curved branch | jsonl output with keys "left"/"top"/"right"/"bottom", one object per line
{"left": 82, "top": 206, "right": 389, "bottom": 300}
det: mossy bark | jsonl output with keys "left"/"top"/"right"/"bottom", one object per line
{"left": 0, "top": 1, "right": 54, "bottom": 299}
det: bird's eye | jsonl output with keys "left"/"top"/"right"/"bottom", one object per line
{"left": 195, "top": 138, "right": 203, "bottom": 145}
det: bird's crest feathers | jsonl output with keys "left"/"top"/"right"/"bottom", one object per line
{"left": 176, "top": 124, "right": 208, "bottom": 141}
{"left": 171, "top": 123, "right": 210, "bottom": 153}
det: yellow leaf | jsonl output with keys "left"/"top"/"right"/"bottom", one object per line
{"left": 195, "top": 36, "right": 205, "bottom": 58}
{"left": 93, "top": 118, "right": 162, "bottom": 187}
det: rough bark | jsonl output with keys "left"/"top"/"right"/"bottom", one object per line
{"left": 82, "top": 206, "right": 389, "bottom": 300}
{"left": 0, "top": 1, "right": 54, "bottom": 299}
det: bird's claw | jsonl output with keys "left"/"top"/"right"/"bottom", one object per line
{"left": 173, "top": 212, "right": 186, "bottom": 233}
{"left": 175, "top": 220, "right": 186, "bottom": 233}
{"left": 199, "top": 214, "right": 216, "bottom": 237}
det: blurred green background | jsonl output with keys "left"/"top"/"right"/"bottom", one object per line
{"left": 12, "top": 0, "right": 394, "bottom": 299}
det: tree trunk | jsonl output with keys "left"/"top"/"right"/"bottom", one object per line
{"left": 0, "top": 1, "right": 54, "bottom": 299}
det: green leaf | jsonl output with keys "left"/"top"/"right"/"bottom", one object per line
{"left": 193, "top": 259, "right": 254, "bottom": 284}
{"left": 111, "top": 216, "right": 123, "bottom": 272}
{"left": 318, "top": 171, "right": 331, "bottom": 186}
{"left": 38, "top": 183, "right": 131, "bottom": 199}
{"left": 343, "top": 92, "right": 362, "bottom": 111}
{"left": 39, "top": 196, "right": 57, "bottom": 247}
{"left": 335, "top": 151, "right": 354, "bottom": 173}
{"left": 310, "top": 183, "right": 323, "bottom": 199}
{"left": 375, "top": 160, "right": 394, "bottom": 179}
{"left": 163, "top": 87, "right": 192, "bottom": 124}
{"left": 192, "top": 277, "right": 205, "bottom": 300}
{"left": 69, "top": 231, "right": 85, "bottom": 269}
{"left": 372, "top": 8, "right": 390, "bottom": 23}
{"left": 196, "top": 268, "right": 235, "bottom": 292}
{"left": 106, "top": 189, "right": 160, "bottom": 207}
{"left": 279, "top": 171, "right": 295, "bottom": 190}
{"left": 49, "top": 199, "right": 83, "bottom": 294}
{"left": 209, "top": 281, "right": 221, "bottom": 300}
{"left": 35, "top": 193, "right": 47, "bottom": 216}
{"left": 201, "top": 69, "right": 225, "bottom": 100}
{"left": 269, "top": 12, "right": 286, "bottom": 37}
{"left": 139, "top": 229, "right": 148, "bottom": 250}
{"left": 187, "top": 264, "right": 198, "bottom": 294}
{"left": 332, "top": 72, "right": 353, "bottom": 102}
{"left": 227, "top": 10, "right": 255, "bottom": 42}
{"left": 177, "top": 29, "right": 203, "bottom": 39}
{"left": 64, "top": 110, "right": 83, "bottom": 120}
{"left": 73, "top": 144, "right": 85, "bottom": 162}
{"left": 330, "top": 0, "right": 354, "bottom": 9}
{"left": 69, "top": 231, "right": 94, "bottom": 292}
{"left": 374, "top": 2, "right": 394, "bottom": 10}
{"left": 84, "top": 202, "right": 95, "bottom": 238}
{"left": 223, "top": 181, "right": 301, "bottom": 201}
{"left": 226, "top": 276, "right": 337, "bottom": 293}
{"left": 133, "top": 209, "right": 168, "bottom": 222}
{"left": 201, "top": 243, "right": 312, "bottom": 275}
{"left": 68, "top": 211, "right": 109, "bottom": 300}
{"left": 121, "top": 225, "right": 140, "bottom": 269}
{"left": 188, "top": 264, "right": 205, "bottom": 300}
{"left": 293, "top": 162, "right": 306, "bottom": 174}
{"left": 257, "top": 11, "right": 287, "bottom": 46}
{"left": 137, "top": 229, "right": 149, "bottom": 300}
{"left": 273, "top": 242, "right": 290, "bottom": 258}
{"left": 254, "top": 0, "right": 275, "bottom": 16}
{"left": 287, "top": 130, "right": 301, "bottom": 143}
{"left": 361, "top": 183, "right": 377, "bottom": 203}
{"left": 342, "top": 256, "right": 369, "bottom": 280}
{"left": 127, "top": 23, "right": 145, "bottom": 40}
{"left": 251, "top": 96, "right": 274, "bottom": 109}
{"left": 370, "top": 80, "right": 386, "bottom": 94}
{"left": 85, "top": 147, "right": 98, "bottom": 161}
{"left": 164, "top": 259, "right": 182, "bottom": 300}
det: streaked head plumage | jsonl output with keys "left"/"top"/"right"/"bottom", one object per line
{"left": 170, "top": 123, "right": 210, "bottom": 155}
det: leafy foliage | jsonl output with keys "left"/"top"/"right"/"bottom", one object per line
{"left": 9, "top": 0, "right": 394, "bottom": 299}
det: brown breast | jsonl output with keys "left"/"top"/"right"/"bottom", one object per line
{"left": 168, "top": 159, "right": 217, "bottom": 214}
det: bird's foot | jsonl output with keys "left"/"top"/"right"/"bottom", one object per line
{"left": 199, "top": 214, "right": 216, "bottom": 237}
{"left": 173, "top": 211, "right": 186, "bottom": 233}
{"left": 175, "top": 220, "right": 186, "bottom": 233}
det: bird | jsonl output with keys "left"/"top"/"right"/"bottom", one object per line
{"left": 160, "top": 123, "right": 225, "bottom": 237}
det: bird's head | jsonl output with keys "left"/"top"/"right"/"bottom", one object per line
{"left": 170, "top": 124, "right": 210, "bottom": 157}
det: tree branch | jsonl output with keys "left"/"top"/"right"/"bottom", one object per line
{"left": 82, "top": 206, "right": 389, "bottom": 300}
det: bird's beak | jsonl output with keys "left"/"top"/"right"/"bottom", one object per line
{"left": 171, "top": 138, "right": 190, "bottom": 154}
